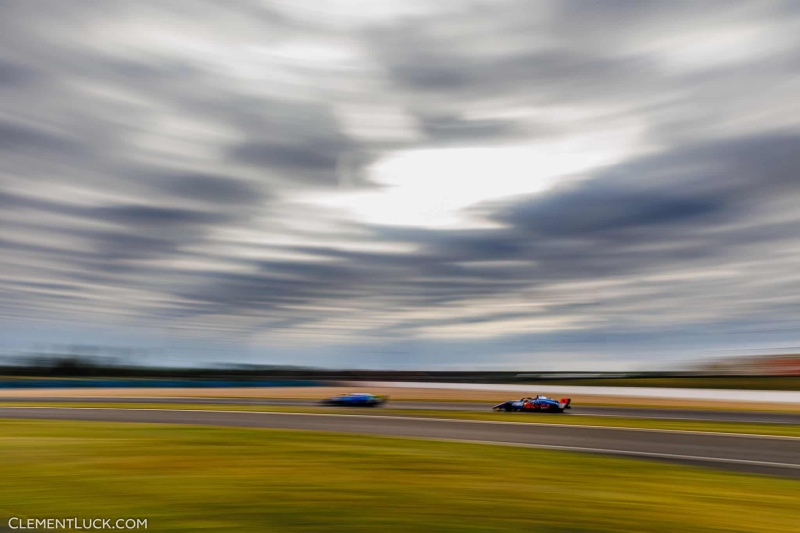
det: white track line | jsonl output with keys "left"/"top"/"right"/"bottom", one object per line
{"left": 1, "top": 406, "right": 798, "bottom": 441}
{"left": 420, "top": 438, "right": 800, "bottom": 471}
{"left": 565, "top": 413, "right": 798, "bottom": 424}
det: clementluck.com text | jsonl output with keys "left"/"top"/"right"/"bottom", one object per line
{"left": 8, "top": 518, "right": 147, "bottom": 530}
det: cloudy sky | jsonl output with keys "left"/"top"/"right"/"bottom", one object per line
{"left": 1, "top": 1, "right": 799, "bottom": 369}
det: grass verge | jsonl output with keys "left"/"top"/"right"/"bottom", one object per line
{"left": 0, "top": 420, "right": 798, "bottom": 532}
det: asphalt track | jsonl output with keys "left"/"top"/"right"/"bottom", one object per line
{"left": 1, "top": 406, "right": 798, "bottom": 478}
{"left": 2, "top": 396, "right": 799, "bottom": 424}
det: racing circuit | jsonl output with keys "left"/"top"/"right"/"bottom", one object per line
{"left": 1, "top": 404, "right": 798, "bottom": 478}
{"left": 3, "top": 396, "right": 800, "bottom": 424}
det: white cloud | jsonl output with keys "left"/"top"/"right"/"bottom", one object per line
{"left": 307, "top": 125, "right": 644, "bottom": 227}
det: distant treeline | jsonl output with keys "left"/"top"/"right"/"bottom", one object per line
{"left": 1, "top": 354, "right": 799, "bottom": 390}
{"left": 2, "top": 354, "right": 664, "bottom": 381}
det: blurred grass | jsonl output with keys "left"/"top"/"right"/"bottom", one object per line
{"left": 2, "top": 403, "right": 799, "bottom": 437}
{"left": 0, "top": 421, "right": 798, "bottom": 532}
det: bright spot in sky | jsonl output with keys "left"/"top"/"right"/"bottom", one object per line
{"left": 309, "top": 130, "right": 641, "bottom": 227}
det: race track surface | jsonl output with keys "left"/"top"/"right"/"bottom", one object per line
{"left": 2, "top": 396, "right": 799, "bottom": 424}
{"left": 1, "top": 406, "right": 798, "bottom": 478}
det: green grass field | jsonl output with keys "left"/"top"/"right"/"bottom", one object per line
{"left": 0, "top": 420, "right": 798, "bottom": 532}
{"left": 3, "top": 403, "right": 799, "bottom": 437}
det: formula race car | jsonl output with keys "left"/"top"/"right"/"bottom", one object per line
{"left": 320, "top": 392, "right": 388, "bottom": 407}
{"left": 492, "top": 395, "right": 571, "bottom": 413}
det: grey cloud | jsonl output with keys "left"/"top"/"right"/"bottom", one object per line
{"left": 230, "top": 142, "right": 341, "bottom": 175}
{"left": 368, "top": 0, "right": 800, "bottom": 151}
{"left": 156, "top": 174, "right": 268, "bottom": 206}
{"left": 0, "top": 120, "right": 84, "bottom": 155}
{"left": 85, "top": 230, "right": 182, "bottom": 261}
{"left": 552, "top": 1, "right": 800, "bottom": 40}
{"left": 499, "top": 132, "right": 800, "bottom": 239}
{"left": 497, "top": 180, "right": 728, "bottom": 239}
{"left": 370, "top": 14, "right": 658, "bottom": 105}
{"left": 89, "top": 204, "right": 232, "bottom": 228}
{"left": 506, "top": 191, "right": 723, "bottom": 236}
{"left": 2, "top": 191, "right": 235, "bottom": 228}
{"left": 420, "top": 114, "right": 522, "bottom": 143}
{"left": 0, "top": 58, "right": 38, "bottom": 87}
{"left": 393, "top": 48, "right": 651, "bottom": 99}
{"left": 223, "top": 100, "right": 361, "bottom": 186}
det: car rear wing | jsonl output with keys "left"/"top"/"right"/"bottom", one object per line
{"left": 559, "top": 398, "right": 571, "bottom": 409}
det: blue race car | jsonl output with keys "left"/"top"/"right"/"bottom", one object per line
{"left": 321, "top": 392, "right": 388, "bottom": 407}
{"left": 493, "top": 395, "right": 571, "bottom": 413}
